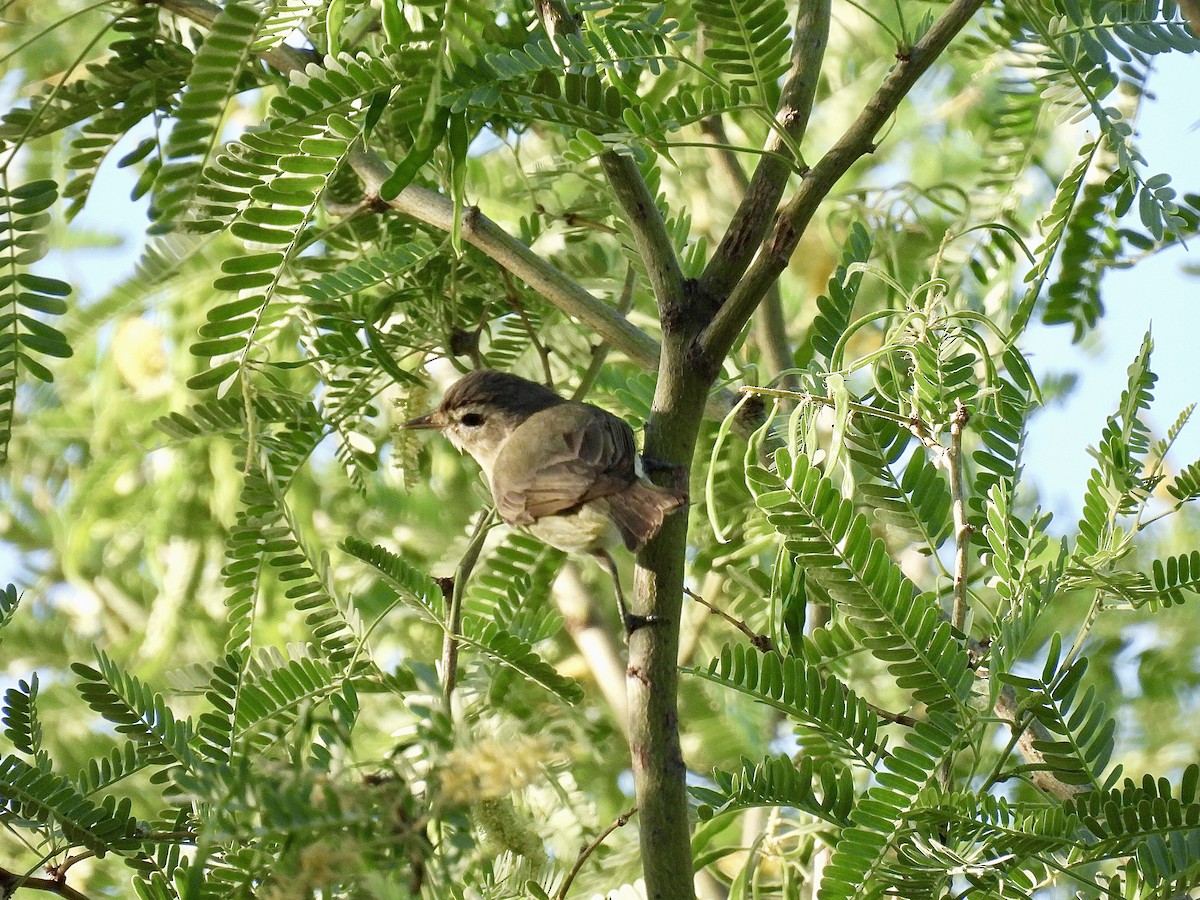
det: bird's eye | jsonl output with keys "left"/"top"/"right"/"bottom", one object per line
{"left": 460, "top": 412, "right": 485, "bottom": 427}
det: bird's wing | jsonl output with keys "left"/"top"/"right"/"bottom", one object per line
{"left": 491, "top": 403, "right": 637, "bottom": 526}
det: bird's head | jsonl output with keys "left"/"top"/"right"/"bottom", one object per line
{"left": 404, "top": 370, "right": 564, "bottom": 472}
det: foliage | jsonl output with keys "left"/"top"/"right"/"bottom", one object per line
{"left": 0, "top": 0, "right": 1197, "bottom": 898}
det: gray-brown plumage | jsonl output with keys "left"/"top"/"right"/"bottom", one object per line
{"left": 405, "top": 369, "right": 687, "bottom": 632}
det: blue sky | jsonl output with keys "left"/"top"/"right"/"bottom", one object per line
{"left": 1021, "top": 52, "right": 1199, "bottom": 520}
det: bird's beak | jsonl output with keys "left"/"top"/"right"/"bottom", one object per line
{"left": 403, "top": 411, "right": 443, "bottom": 430}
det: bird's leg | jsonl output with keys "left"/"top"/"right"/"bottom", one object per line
{"left": 594, "top": 550, "right": 663, "bottom": 638}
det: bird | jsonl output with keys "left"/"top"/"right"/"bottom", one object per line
{"left": 404, "top": 369, "right": 687, "bottom": 634}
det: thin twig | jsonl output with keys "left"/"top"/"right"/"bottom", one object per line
{"left": 46, "top": 852, "right": 94, "bottom": 879}
{"left": 500, "top": 269, "right": 554, "bottom": 386}
{"left": 572, "top": 267, "right": 636, "bottom": 403}
{"left": 866, "top": 702, "right": 917, "bottom": 728}
{"left": 701, "top": 0, "right": 988, "bottom": 361}
{"left": 442, "top": 509, "right": 496, "bottom": 713}
{"left": 701, "top": 0, "right": 832, "bottom": 298}
{"left": 684, "top": 586, "right": 775, "bottom": 653}
{"left": 596, "top": 156, "right": 685, "bottom": 317}
{"left": 947, "top": 400, "right": 972, "bottom": 632}
{"left": 907, "top": 415, "right": 945, "bottom": 455}
{"left": 554, "top": 806, "right": 638, "bottom": 900}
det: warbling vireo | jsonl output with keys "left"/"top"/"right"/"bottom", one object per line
{"left": 405, "top": 369, "right": 687, "bottom": 634}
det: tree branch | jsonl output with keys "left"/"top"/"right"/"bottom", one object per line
{"left": 555, "top": 564, "right": 630, "bottom": 732}
{"left": 0, "top": 865, "right": 93, "bottom": 900}
{"left": 740, "top": 385, "right": 923, "bottom": 428}
{"left": 699, "top": 0, "right": 831, "bottom": 299}
{"left": 554, "top": 806, "right": 638, "bottom": 900}
{"left": 684, "top": 586, "right": 775, "bottom": 653}
{"left": 442, "top": 509, "right": 494, "bottom": 713}
{"left": 629, "top": 363, "right": 711, "bottom": 900}
{"left": 699, "top": 117, "right": 794, "bottom": 381}
{"left": 947, "top": 401, "right": 972, "bottom": 632}
{"left": 534, "top": 0, "right": 685, "bottom": 312}
{"left": 599, "top": 152, "right": 685, "bottom": 312}
{"left": 700, "top": 0, "right": 988, "bottom": 362}
{"left": 993, "top": 686, "right": 1085, "bottom": 801}
{"left": 351, "top": 151, "right": 662, "bottom": 369}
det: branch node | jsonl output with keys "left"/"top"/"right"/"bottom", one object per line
{"left": 952, "top": 401, "right": 971, "bottom": 428}
{"left": 461, "top": 204, "right": 482, "bottom": 237}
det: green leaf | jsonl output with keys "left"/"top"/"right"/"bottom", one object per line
{"left": 379, "top": 106, "right": 449, "bottom": 200}
{"left": 696, "top": 754, "right": 855, "bottom": 825}
{"left": 685, "top": 644, "right": 886, "bottom": 768}
{"left": 341, "top": 537, "right": 448, "bottom": 624}
{"left": 694, "top": 0, "right": 791, "bottom": 109}
{"left": 464, "top": 617, "right": 583, "bottom": 704}
{"left": 0, "top": 178, "right": 73, "bottom": 462}
{"left": 0, "top": 754, "right": 141, "bottom": 854}
{"left": 2, "top": 674, "right": 41, "bottom": 756}
{"left": 819, "top": 716, "right": 966, "bottom": 900}
{"left": 186, "top": 359, "right": 240, "bottom": 390}
{"left": 153, "top": 1, "right": 266, "bottom": 226}
{"left": 748, "top": 452, "right": 973, "bottom": 713}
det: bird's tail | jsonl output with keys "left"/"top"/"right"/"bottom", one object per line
{"left": 605, "top": 480, "right": 688, "bottom": 552}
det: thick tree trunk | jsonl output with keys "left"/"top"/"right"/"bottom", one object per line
{"left": 629, "top": 354, "right": 712, "bottom": 900}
